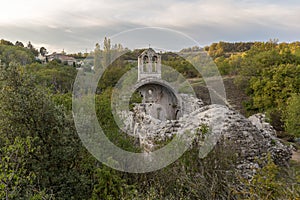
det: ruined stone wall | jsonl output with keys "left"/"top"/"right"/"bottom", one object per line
{"left": 121, "top": 94, "right": 292, "bottom": 178}
{"left": 137, "top": 84, "right": 179, "bottom": 120}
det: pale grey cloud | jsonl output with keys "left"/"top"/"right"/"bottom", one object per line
{"left": 1, "top": 0, "right": 299, "bottom": 53}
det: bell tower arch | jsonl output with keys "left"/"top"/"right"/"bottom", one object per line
{"left": 138, "top": 48, "right": 161, "bottom": 81}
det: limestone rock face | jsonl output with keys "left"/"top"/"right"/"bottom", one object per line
{"left": 121, "top": 95, "right": 292, "bottom": 178}
{"left": 248, "top": 113, "right": 276, "bottom": 137}
{"left": 248, "top": 113, "right": 292, "bottom": 167}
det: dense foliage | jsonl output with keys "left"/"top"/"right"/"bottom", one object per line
{"left": 204, "top": 40, "right": 300, "bottom": 136}
{"left": 0, "top": 39, "right": 300, "bottom": 199}
{"left": 0, "top": 44, "right": 35, "bottom": 65}
{"left": 235, "top": 42, "right": 300, "bottom": 136}
{"left": 26, "top": 61, "right": 77, "bottom": 93}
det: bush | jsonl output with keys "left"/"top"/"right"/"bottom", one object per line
{"left": 235, "top": 154, "right": 300, "bottom": 199}
{"left": 284, "top": 94, "right": 300, "bottom": 137}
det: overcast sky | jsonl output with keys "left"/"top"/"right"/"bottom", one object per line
{"left": 1, "top": 0, "right": 300, "bottom": 53}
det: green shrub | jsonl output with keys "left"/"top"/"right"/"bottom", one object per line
{"left": 284, "top": 93, "right": 300, "bottom": 137}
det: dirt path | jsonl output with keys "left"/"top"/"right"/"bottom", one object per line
{"left": 190, "top": 76, "right": 250, "bottom": 116}
{"left": 190, "top": 77, "right": 300, "bottom": 164}
{"left": 292, "top": 151, "right": 300, "bottom": 162}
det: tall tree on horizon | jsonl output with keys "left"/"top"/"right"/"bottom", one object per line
{"left": 39, "top": 47, "right": 47, "bottom": 56}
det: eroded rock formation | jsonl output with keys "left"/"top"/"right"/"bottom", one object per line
{"left": 120, "top": 48, "right": 292, "bottom": 178}
{"left": 122, "top": 95, "right": 292, "bottom": 178}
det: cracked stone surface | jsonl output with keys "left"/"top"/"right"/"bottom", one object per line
{"left": 120, "top": 94, "right": 292, "bottom": 178}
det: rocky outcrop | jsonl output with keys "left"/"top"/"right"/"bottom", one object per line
{"left": 248, "top": 113, "right": 276, "bottom": 137}
{"left": 248, "top": 113, "right": 292, "bottom": 167}
{"left": 121, "top": 95, "right": 292, "bottom": 178}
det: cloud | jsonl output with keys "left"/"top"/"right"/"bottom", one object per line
{"left": 1, "top": 0, "right": 300, "bottom": 52}
{"left": 2, "top": 0, "right": 300, "bottom": 28}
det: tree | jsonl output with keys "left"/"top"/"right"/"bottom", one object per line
{"left": 103, "top": 37, "right": 111, "bottom": 67}
{"left": 39, "top": 47, "right": 47, "bottom": 56}
{"left": 0, "top": 45, "right": 35, "bottom": 65}
{"left": 0, "top": 137, "right": 36, "bottom": 199}
{"left": 92, "top": 165, "right": 138, "bottom": 200}
{"left": 233, "top": 42, "right": 300, "bottom": 130}
{"left": 0, "top": 39, "right": 13, "bottom": 46}
{"left": 236, "top": 154, "right": 300, "bottom": 199}
{"left": 0, "top": 64, "right": 87, "bottom": 199}
{"left": 94, "top": 43, "right": 102, "bottom": 70}
{"left": 26, "top": 41, "right": 39, "bottom": 56}
{"left": 284, "top": 94, "right": 300, "bottom": 137}
{"left": 27, "top": 41, "right": 33, "bottom": 49}
{"left": 235, "top": 42, "right": 300, "bottom": 91}
{"left": 26, "top": 62, "right": 77, "bottom": 93}
{"left": 103, "top": 37, "right": 111, "bottom": 52}
{"left": 15, "top": 41, "right": 24, "bottom": 47}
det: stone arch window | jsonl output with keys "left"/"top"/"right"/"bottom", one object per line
{"left": 175, "top": 110, "right": 181, "bottom": 120}
{"left": 143, "top": 55, "right": 148, "bottom": 64}
{"left": 152, "top": 56, "right": 158, "bottom": 72}
{"left": 157, "top": 107, "right": 162, "bottom": 119}
{"left": 152, "top": 56, "right": 158, "bottom": 63}
{"left": 143, "top": 55, "right": 148, "bottom": 72}
{"left": 145, "top": 87, "right": 155, "bottom": 103}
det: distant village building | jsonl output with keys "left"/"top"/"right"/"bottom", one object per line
{"left": 37, "top": 54, "right": 47, "bottom": 64}
{"left": 46, "top": 52, "right": 77, "bottom": 66}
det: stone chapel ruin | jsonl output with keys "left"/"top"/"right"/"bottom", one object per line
{"left": 122, "top": 48, "right": 292, "bottom": 178}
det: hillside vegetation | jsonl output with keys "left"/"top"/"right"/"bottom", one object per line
{"left": 0, "top": 38, "right": 299, "bottom": 199}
